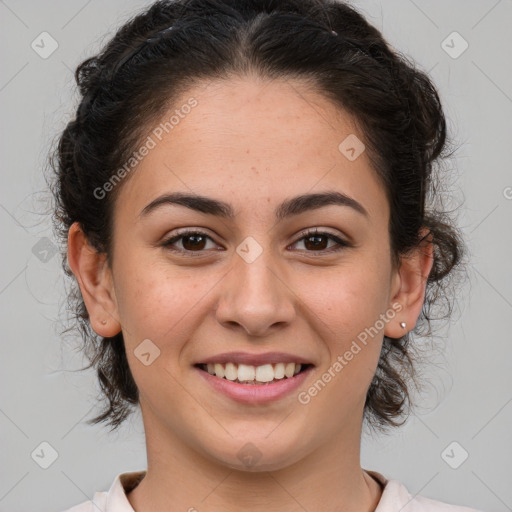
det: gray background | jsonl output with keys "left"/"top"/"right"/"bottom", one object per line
{"left": 1, "top": 1, "right": 511, "bottom": 511}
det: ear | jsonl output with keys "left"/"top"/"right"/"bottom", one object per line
{"left": 67, "top": 221, "right": 121, "bottom": 337}
{"left": 385, "top": 228, "right": 434, "bottom": 339}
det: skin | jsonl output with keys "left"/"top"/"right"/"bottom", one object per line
{"left": 68, "top": 75, "right": 433, "bottom": 512}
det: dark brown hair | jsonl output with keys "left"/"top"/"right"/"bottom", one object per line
{"left": 49, "top": 0, "right": 466, "bottom": 433}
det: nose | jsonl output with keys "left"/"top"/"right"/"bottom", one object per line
{"left": 215, "top": 249, "right": 296, "bottom": 337}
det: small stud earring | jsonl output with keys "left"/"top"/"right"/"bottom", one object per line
{"left": 400, "top": 321, "right": 406, "bottom": 329}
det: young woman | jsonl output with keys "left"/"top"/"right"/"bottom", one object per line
{"left": 52, "top": 0, "right": 480, "bottom": 510}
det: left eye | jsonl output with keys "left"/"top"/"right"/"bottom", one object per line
{"left": 290, "top": 230, "right": 349, "bottom": 252}
{"left": 161, "top": 229, "right": 349, "bottom": 254}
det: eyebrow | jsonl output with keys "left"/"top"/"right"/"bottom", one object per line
{"left": 139, "top": 190, "right": 369, "bottom": 221}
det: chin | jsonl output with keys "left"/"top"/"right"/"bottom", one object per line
{"left": 202, "top": 435, "right": 310, "bottom": 473}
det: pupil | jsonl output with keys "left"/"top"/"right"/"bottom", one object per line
{"left": 305, "top": 235, "right": 327, "bottom": 250}
{"left": 183, "top": 235, "right": 205, "bottom": 250}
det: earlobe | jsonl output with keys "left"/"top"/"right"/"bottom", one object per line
{"left": 67, "top": 222, "right": 122, "bottom": 337}
{"left": 385, "top": 228, "right": 434, "bottom": 339}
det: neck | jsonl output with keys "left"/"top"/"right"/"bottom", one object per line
{"left": 127, "top": 413, "right": 382, "bottom": 512}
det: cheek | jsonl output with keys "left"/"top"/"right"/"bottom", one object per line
{"left": 299, "top": 269, "right": 386, "bottom": 415}
{"left": 294, "top": 258, "right": 391, "bottom": 338}
{"left": 113, "top": 256, "right": 209, "bottom": 344}
{"left": 291, "top": 254, "right": 390, "bottom": 397}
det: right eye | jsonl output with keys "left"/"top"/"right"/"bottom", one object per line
{"left": 162, "top": 230, "right": 220, "bottom": 254}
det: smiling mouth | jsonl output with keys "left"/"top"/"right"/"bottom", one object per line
{"left": 195, "top": 362, "right": 313, "bottom": 385}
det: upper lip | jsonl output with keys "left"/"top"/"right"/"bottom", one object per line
{"left": 196, "top": 351, "right": 314, "bottom": 367}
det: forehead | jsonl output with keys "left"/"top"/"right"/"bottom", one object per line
{"left": 115, "top": 76, "right": 389, "bottom": 224}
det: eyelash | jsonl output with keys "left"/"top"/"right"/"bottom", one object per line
{"left": 161, "top": 228, "right": 350, "bottom": 256}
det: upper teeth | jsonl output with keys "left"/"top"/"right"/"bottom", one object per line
{"left": 204, "top": 362, "right": 302, "bottom": 383}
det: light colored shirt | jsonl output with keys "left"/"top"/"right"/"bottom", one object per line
{"left": 60, "top": 469, "right": 484, "bottom": 511}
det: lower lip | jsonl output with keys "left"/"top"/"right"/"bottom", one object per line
{"left": 195, "top": 365, "right": 314, "bottom": 404}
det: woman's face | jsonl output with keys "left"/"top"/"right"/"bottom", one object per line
{"left": 105, "top": 76, "right": 403, "bottom": 470}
